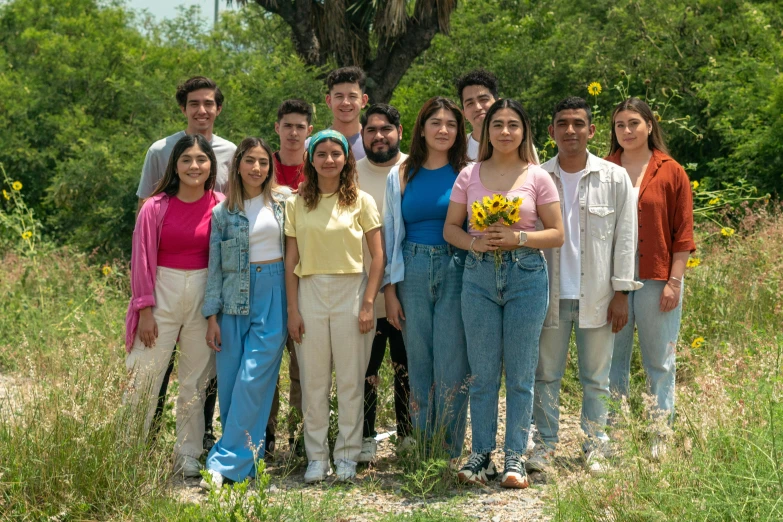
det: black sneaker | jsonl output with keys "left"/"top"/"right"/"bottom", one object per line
{"left": 457, "top": 452, "right": 498, "bottom": 485}
{"left": 500, "top": 453, "right": 529, "bottom": 489}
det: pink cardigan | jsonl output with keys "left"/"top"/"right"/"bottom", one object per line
{"left": 124, "top": 191, "right": 225, "bottom": 351}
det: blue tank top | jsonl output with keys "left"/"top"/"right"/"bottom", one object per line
{"left": 401, "top": 164, "right": 457, "bottom": 246}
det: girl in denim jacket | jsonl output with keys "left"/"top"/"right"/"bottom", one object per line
{"left": 200, "top": 137, "right": 291, "bottom": 489}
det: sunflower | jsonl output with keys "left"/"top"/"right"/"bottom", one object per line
{"left": 472, "top": 206, "right": 487, "bottom": 222}
{"left": 488, "top": 194, "right": 505, "bottom": 212}
{"left": 472, "top": 217, "right": 488, "bottom": 232}
{"left": 482, "top": 195, "right": 493, "bottom": 207}
{"left": 507, "top": 206, "right": 521, "bottom": 223}
{"left": 587, "top": 82, "right": 602, "bottom": 96}
{"left": 21, "top": 231, "right": 32, "bottom": 240}
{"left": 11, "top": 181, "right": 22, "bottom": 191}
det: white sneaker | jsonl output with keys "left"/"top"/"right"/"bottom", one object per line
{"left": 357, "top": 437, "right": 377, "bottom": 463}
{"left": 199, "top": 469, "right": 224, "bottom": 490}
{"left": 525, "top": 445, "right": 554, "bottom": 473}
{"left": 334, "top": 458, "right": 357, "bottom": 481}
{"left": 304, "top": 460, "right": 332, "bottom": 483}
{"left": 584, "top": 447, "right": 609, "bottom": 475}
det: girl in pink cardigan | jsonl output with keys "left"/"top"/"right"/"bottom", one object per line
{"left": 125, "top": 134, "right": 224, "bottom": 478}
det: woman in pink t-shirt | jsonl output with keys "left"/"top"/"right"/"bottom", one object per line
{"left": 125, "top": 134, "right": 224, "bottom": 478}
{"left": 444, "top": 99, "right": 564, "bottom": 489}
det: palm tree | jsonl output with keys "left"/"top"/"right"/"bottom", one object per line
{"left": 232, "top": 0, "right": 458, "bottom": 103}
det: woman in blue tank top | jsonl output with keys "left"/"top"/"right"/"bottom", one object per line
{"left": 382, "top": 96, "right": 470, "bottom": 465}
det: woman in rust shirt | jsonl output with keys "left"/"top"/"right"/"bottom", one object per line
{"left": 605, "top": 98, "right": 695, "bottom": 455}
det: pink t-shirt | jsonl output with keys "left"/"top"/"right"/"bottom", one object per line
{"left": 157, "top": 191, "right": 219, "bottom": 269}
{"left": 451, "top": 162, "right": 559, "bottom": 236}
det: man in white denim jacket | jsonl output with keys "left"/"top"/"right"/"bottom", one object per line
{"left": 528, "top": 97, "right": 642, "bottom": 475}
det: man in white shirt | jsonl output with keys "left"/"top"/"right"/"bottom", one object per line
{"left": 456, "top": 69, "right": 499, "bottom": 161}
{"left": 528, "top": 97, "right": 640, "bottom": 474}
{"left": 137, "top": 76, "right": 237, "bottom": 207}
{"left": 355, "top": 104, "right": 411, "bottom": 462}
{"left": 324, "top": 66, "right": 369, "bottom": 160}
{"left": 136, "top": 76, "right": 236, "bottom": 453}
{"left": 456, "top": 69, "right": 540, "bottom": 163}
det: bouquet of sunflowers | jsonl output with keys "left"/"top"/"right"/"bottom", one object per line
{"left": 470, "top": 194, "right": 524, "bottom": 268}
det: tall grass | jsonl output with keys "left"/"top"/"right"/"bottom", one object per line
{"left": 553, "top": 208, "right": 783, "bottom": 520}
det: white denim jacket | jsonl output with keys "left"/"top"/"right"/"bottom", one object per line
{"left": 540, "top": 152, "right": 643, "bottom": 329}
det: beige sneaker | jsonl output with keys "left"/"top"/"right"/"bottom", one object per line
{"left": 357, "top": 437, "right": 377, "bottom": 463}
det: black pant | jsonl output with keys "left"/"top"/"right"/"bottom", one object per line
{"left": 363, "top": 317, "right": 411, "bottom": 438}
{"left": 152, "top": 348, "right": 217, "bottom": 448}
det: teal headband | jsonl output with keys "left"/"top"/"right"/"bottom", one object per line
{"left": 308, "top": 129, "right": 350, "bottom": 160}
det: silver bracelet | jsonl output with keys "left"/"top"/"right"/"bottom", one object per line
{"left": 469, "top": 236, "right": 478, "bottom": 254}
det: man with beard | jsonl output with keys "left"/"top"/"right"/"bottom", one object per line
{"left": 355, "top": 104, "right": 412, "bottom": 462}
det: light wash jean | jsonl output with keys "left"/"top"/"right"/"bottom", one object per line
{"left": 609, "top": 279, "right": 681, "bottom": 422}
{"left": 398, "top": 241, "right": 469, "bottom": 459}
{"left": 534, "top": 299, "right": 613, "bottom": 449}
{"left": 462, "top": 248, "right": 549, "bottom": 456}
{"left": 206, "top": 262, "right": 287, "bottom": 482}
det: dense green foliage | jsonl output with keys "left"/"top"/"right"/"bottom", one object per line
{"left": 0, "top": 0, "right": 780, "bottom": 258}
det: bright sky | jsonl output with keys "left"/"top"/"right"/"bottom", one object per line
{"left": 123, "top": 0, "right": 237, "bottom": 28}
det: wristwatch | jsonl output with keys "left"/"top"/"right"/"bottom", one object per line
{"left": 517, "top": 231, "right": 528, "bottom": 246}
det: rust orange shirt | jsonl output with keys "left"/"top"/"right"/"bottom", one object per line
{"left": 605, "top": 148, "right": 696, "bottom": 281}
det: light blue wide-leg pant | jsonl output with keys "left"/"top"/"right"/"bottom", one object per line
{"left": 206, "top": 262, "right": 287, "bottom": 482}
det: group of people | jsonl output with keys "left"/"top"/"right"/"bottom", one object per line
{"left": 123, "top": 67, "right": 695, "bottom": 491}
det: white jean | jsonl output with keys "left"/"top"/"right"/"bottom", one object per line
{"left": 295, "top": 273, "right": 373, "bottom": 463}
{"left": 125, "top": 267, "right": 216, "bottom": 458}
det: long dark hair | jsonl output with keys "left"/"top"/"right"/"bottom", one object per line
{"left": 226, "top": 137, "right": 277, "bottom": 212}
{"left": 478, "top": 98, "right": 536, "bottom": 163}
{"left": 300, "top": 138, "right": 358, "bottom": 211}
{"left": 151, "top": 134, "right": 217, "bottom": 198}
{"left": 402, "top": 96, "right": 468, "bottom": 183}
{"left": 609, "top": 97, "right": 669, "bottom": 156}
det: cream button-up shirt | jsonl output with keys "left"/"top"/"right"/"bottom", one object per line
{"left": 540, "top": 152, "right": 643, "bottom": 329}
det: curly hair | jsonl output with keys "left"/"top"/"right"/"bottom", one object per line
{"left": 299, "top": 137, "right": 358, "bottom": 211}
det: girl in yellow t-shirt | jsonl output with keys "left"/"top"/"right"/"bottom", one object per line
{"left": 284, "top": 130, "right": 383, "bottom": 483}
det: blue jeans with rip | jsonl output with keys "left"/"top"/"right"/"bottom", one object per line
{"left": 535, "top": 299, "right": 614, "bottom": 450}
{"left": 461, "top": 248, "right": 549, "bottom": 456}
{"left": 397, "top": 241, "right": 469, "bottom": 459}
{"left": 610, "top": 279, "right": 681, "bottom": 422}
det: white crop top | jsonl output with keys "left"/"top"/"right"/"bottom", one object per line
{"left": 245, "top": 195, "right": 283, "bottom": 262}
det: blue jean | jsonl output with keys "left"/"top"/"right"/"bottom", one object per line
{"left": 462, "top": 248, "right": 549, "bottom": 456}
{"left": 397, "top": 241, "right": 469, "bottom": 459}
{"left": 206, "top": 262, "right": 287, "bottom": 482}
{"left": 610, "top": 279, "right": 681, "bottom": 422}
{"left": 535, "top": 299, "right": 614, "bottom": 449}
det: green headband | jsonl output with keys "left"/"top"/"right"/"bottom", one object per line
{"left": 308, "top": 129, "right": 350, "bottom": 160}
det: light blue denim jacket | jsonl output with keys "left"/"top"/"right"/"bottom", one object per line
{"left": 382, "top": 165, "right": 406, "bottom": 288}
{"left": 202, "top": 187, "right": 290, "bottom": 317}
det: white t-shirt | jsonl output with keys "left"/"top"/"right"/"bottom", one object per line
{"left": 137, "top": 131, "right": 236, "bottom": 198}
{"left": 467, "top": 134, "right": 481, "bottom": 161}
{"left": 559, "top": 169, "right": 585, "bottom": 299}
{"left": 356, "top": 153, "right": 408, "bottom": 318}
{"left": 246, "top": 195, "right": 283, "bottom": 263}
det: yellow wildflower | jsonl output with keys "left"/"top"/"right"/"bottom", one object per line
{"left": 2, "top": 189, "right": 9, "bottom": 200}
{"left": 686, "top": 257, "right": 701, "bottom": 268}
{"left": 102, "top": 266, "right": 112, "bottom": 276}
{"left": 691, "top": 180, "right": 699, "bottom": 190}
{"left": 721, "top": 227, "right": 735, "bottom": 237}
{"left": 587, "top": 82, "right": 602, "bottom": 96}
{"left": 11, "top": 181, "right": 22, "bottom": 191}
{"left": 21, "top": 230, "right": 32, "bottom": 240}
{"left": 654, "top": 112, "right": 662, "bottom": 122}
{"left": 691, "top": 337, "right": 705, "bottom": 349}
{"left": 708, "top": 197, "right": 720, "bottom": 205}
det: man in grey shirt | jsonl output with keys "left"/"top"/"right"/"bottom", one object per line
{"left": 136, "top": 76, "right": 237, "bottom": 208}
{"left": 138, "top": 76, "right": 236, "bottom": 451}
